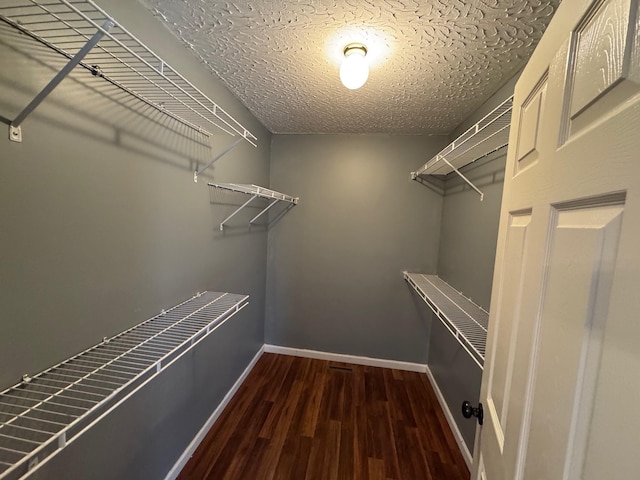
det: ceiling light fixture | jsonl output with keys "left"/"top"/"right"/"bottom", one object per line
{"left": 339, "top": 43, "right": 368, "bottom": 90}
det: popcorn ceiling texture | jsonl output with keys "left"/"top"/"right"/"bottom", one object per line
{"left": 139, "top": 0, "right": 559, "bottom": 134}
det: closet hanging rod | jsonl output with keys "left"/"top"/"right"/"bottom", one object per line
{"left": 0, "top": 0, "right": 257, "bottom": 148}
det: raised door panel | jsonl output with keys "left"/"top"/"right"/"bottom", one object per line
{"left": 485, "top": 212, "right": 531, "bottom": 449}
{"left": 482, "top": 210, "right": 536, "bottom": 480}
{"left": 570, "top": 0, "right": 633, "bottom": 117}
{"left": 564, "top": 0, "right": 640, "bottom": 141}
{"left": 515, "top": 76, "right": 547, "bottom": 173}
{"left": 522, "top": 199, "right": 624, "bottom": 480}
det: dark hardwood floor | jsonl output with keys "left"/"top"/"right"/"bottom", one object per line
{"left": 178, "top": 353, "right": 469, "bottom": 480}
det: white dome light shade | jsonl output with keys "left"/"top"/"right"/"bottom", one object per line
{"left": 339, "top": 45, "right": 368, "bottom": 90}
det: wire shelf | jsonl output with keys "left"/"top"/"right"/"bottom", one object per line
{"left": 0, "top": 0, "right": 257, "bottom": 146}
{"left": 208, "top": 183, "right": 299, "bottom": 230}
{"left": 411, "top": 95, "right": 513, "bottom": 200}
{"left": 404, "top": 272, "right": 488, "bottom": 369}
{"left": 0, "top": 291, "right": 248, "bottom": 480}
{"left": 209, "top": 183, "right": 299, "bottom": 204}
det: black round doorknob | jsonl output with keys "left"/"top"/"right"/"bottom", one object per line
{"left": 461, "top": 400, "right": 484, "bottom": 426}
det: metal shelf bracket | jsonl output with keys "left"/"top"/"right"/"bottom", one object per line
{"left": 208, "top": 183, "right": 299, "bottom": 230}
{"left": 194, "top": 137, "right": 244, "bottom": 183}
{"left": 6, "top": 17, "right": 114, "bottom": 142}
{"left": 442, "top": 158, "right": 484, "bottom": 201}
{"left": 250, "top": 199, "right": 279, "bottom": 225}
{"left": 219, "top": 194, "right": 259, "bottom": 230}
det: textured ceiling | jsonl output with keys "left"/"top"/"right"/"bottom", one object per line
{"left": 138, "top": 0, "right": 560, "bottom": 135}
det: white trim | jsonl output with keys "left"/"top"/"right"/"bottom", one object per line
{"left": 425, "top": 365, "right": 473, "bottom": 469}
{"left": 164, "top": 345, "right": 265, "bottom": 480}
{"left": 263, "top": 344, "right": 428, "bottom": 373}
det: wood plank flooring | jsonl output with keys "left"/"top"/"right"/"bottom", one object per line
{"left": 178, "top": 353, "right": 469, "bottom": 480}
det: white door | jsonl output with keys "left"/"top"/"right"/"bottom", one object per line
{"left": 473, "top": 0, "right": 640, "bottom": 478}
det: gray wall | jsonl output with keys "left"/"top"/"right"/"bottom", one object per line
{"left": 266, "top": 134, "right": 448, "bottom": 363}
{"left": 438, "top": 153, "right": 507, "bottom": 309}
{"left": 428, "top": 75, "right": 519, "bottom": 451}
{"left": 429, "top": 152, "right": 506, "bottom": 451}
{"left": 0, "top": 0, "right": 269, "bottom": 477}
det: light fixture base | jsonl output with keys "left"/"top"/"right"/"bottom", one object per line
{"left": 343, "top": 43, "right": 367, "bottom": 57}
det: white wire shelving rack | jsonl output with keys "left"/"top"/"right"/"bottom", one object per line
{"left": 208, "top": 183, "right": 299, "bottom": 231}
{"left": 0, "top": 0, "right": 257, "bottom": 180}
{"left": 411, "top": 95, "right": 513, "bottom": 200}
{"left": 0, "top": 291, "right": 248, "bottom": 480}
{"left": 404, "top": 272, "right": 488, "bottom": 369}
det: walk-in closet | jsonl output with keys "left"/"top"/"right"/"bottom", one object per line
{"left": 3, "top": 0, "right": 640, "bottom": 479}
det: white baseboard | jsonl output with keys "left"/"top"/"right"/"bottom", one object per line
{"left": 263, "top": 344, "right": 428, "bottom": 373}
{"left": 424, "top": 365, "right": 473, "bottom": 469}
{"left": 164, "top": 345, "right": 265, "bottom": 480}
